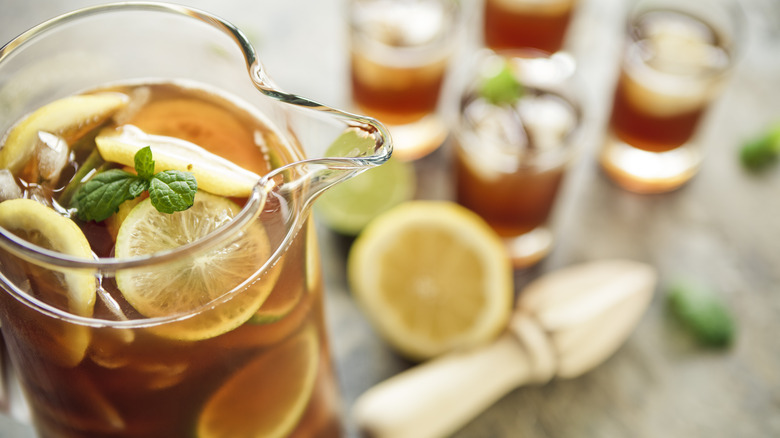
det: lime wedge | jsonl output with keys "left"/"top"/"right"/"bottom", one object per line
{"left": 315, "top": 130, "right": 414, "bottom": 235}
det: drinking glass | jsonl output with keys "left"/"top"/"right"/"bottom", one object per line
{"left": 348, "top": 0, "right": 461, "bottom": 161}
{"left": 482, "top": 0, "right": 580, "bottom": 54}
{"left": 454, "top": 50, "right": 582, "bottom": 268}
{"left": 599, "top": 0, "right": 744, "bottom": 193}
{"left": 0, "top": 3, "right": 391, "bottom": 437}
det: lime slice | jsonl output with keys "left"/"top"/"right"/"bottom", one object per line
{"left": 0, "top": 198, "right": 96, "bottom": 366}
{"left": 348, "top": 201, "right": 513, "bottom": 361}
{"left": 197, "top": 323, "right": 319, "bottom": 438}
{"left": 249, "top": 220, "right": 319, "bottom": 325}
{"left": 0, "top": 92, "right": 128, "bottom": 174}
{"left": 249, "top": 282, "right": 303, "bottom": 325}
{"left": 114, "top": 192, "right": 281, "bottom": 340}
{"left": 96, "top": 125, "right": 261, "bottom": 197}
{"left": 315, "top": 130, "right": 415, "bottom": 235}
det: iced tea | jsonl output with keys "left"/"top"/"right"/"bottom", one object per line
{"left": 610, "top": 11, "right": 731, "bottom": 153}
{"left": 483, "top": 0, "right": 578, "bottom": 53}
{"left": 0, "top": 80, "right": 343, "bottom": 438}
{"left": 349, "top": 0, "right": 458, "bottom": 159}
{"left": 454, "top": 63, "right": 579, "bottom": 268}
{"left": 600, "top": 2, "right": 741, "bottom": 192}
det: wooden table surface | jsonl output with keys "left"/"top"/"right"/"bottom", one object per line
{"left": 0, "top": 1, "right": 778, "bottom": 437}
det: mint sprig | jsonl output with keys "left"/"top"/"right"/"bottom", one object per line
{"left": 73, "top": 146, "right": 197, "bottom": 222}
{"left": 480, "top": 61, "right": 524, "bottom": 106}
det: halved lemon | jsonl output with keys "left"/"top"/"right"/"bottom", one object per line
{"left": 95, "top": 125, "right": 261, "bottom": 197}
{"left": 197, "top": 323, "right": 319, "bottom": 438}
{"left": 114, "top": 191, "right": 281, "bottom": 340}
{"left": 0, "top": 92, "right": 128, "bottom": 174}
{"left": 348, "top": 201, "right": 514, "bottom": 361}
{"left": 0, "top": 198, "right": 96, "bottom": 366}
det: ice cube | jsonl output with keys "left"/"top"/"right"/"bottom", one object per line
{"left": 518, "top": 94, "right": 577, "bottom": 152}
{"left": 642, "top": 12, "right": 729, "bottom": 76}
{"left": 34, "top": 131, "right": 69, "bottom": 183}
{"left": 0, "top": 169, "right": 22, "bottom": 201}
{"left": 461, "top": 98, "right": 530, "bottom": 176}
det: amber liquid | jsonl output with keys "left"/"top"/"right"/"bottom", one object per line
{"left": 350, "top": 51, "right": 447, "bottom": 126}
{"left": 455, "top": 150, "right": 565, "bottom": 237}
{"left": 483, "top": 0, "right": 576, "bottom": 53}
{"left": 0, "top": 82, "right": 342, "bottom": 437}
{"left": 607, "top": 11, "right": 729, "bottom": 154}
{"left": 454, "top": 87, "right": 573, "bottom": 240}
{"left": 609, "top": 72, "right": 706, "bottom": 153}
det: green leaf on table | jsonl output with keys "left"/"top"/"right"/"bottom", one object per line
{"left": 740, "top": 123, "right": 780, "bottom": 171}
{"left": 667, "top": 279, "right": 735, "bottom": 348}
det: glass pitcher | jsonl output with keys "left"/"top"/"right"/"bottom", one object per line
{"left": 0, "top": 3, "right": 391, "bottom": 437}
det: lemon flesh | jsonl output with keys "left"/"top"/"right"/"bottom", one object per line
{"left": 0, "top": 93, "right": 129, "bottom": 174}
{"left": 114, "top": 192, "right": 280, "bottom": 340}
{"left": 0, "top": 199, "right": 96, "bottom": 366}
{"left": 348, "top": 201, "right": 513, "bottom": 361}
{"left": 96, "top": 125, "right": 261, "bottom": 197}
{"left": 197, "top": 323, "right": 319, "bottom": 438}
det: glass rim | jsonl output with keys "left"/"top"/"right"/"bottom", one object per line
{"left": 625, "top": 0, "right": 748, "bottom": 63}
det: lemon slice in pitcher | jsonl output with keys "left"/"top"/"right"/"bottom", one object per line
{"left": 0, "top": 92, "right": 128, "bottom": 174}
{"left": 96, "top": 125, "right": 261, "bottom": 197}
{"left": 197, "top": 323, "right": 319, "bottom": 438}
{"left": 0, "top": 198, "right": 96, "bottom": 366}
{"left": 348, "top": 201, "right": 514, "bottom": 361}
{"left": 114, "top": 191, "right": 280, "bottom": 340}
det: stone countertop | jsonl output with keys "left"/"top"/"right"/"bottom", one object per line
{"left": 0, "top": 0, "right": 779, "bottom": 437}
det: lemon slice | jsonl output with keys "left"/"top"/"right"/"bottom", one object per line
{"left": 197, "top": 323, "right": 319, "bottom": 438}
{"left": 96, "top": 125, "right": 261, "bottom": 197}
{"left": 0, "top": 198, "right": 96, "bottom": 366}
{"left": 0, "top": 92, "right": 129, "bottom": 174}
{"left": 114, "top": 191, "right": 280, "bottom": 340}
{"left": 348, "top": 201, "right": 514, "bottom": 361}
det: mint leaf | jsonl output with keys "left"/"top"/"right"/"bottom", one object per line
{"left": 667, "top": 279, "right": 735, "bottom": 348}
{"left": 480, "top": 62, "right": 524, "bottom": 106}
{"left": 740, "top": 124, "right": 780, "bottom": 171}
{"left": 74, "top": 169, "right": 146, "bottom": 222}
{"left": 134, "top": 145, "right": 156, "bottom": 180}
{"left": 148, "top": 171, "right": 197, "bottom": 214}
{"left": 73, "top": 147, "right": 198, "bottom": 221}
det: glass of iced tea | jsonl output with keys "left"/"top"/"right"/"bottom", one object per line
{"left": 599, "top": 0, "right": 744, "bottom": 193}
{"left": 482, "top": 0, "right": 580, "bottom": 54}
{"left": 0, "top": 3, "right": 391, "bottom": 437}
{"left": 349, "top": 0, "right": 460, "bottom": 161}
{"left": 454, "top": 50, "right": 582, "bottom": 268}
